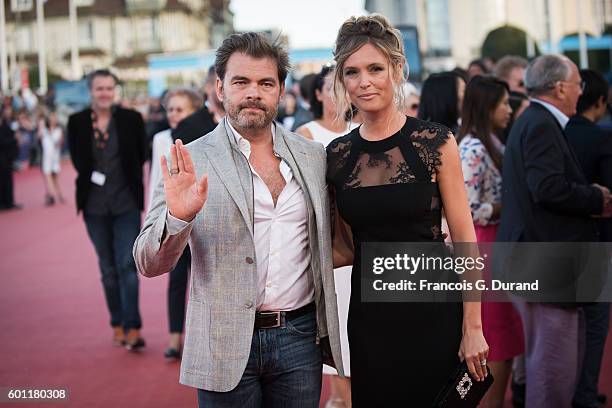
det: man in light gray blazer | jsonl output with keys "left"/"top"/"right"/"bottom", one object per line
{"left": 133, "top": 32, "right": 343, "bottom": 407}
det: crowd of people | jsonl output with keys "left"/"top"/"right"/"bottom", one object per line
{"left": 0, "top": 87, "right": 175, "bottom": 210}
{"left": 0, "top": 90, "right": 66, "bottom": 209}
{"left": 1, "top": 11, "right": 612, "bottom": 408}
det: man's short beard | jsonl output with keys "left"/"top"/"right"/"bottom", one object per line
{"left": 225, "top": 99, "right": 278, "bottom": 130}
{"left": 236, "top": 109, "right": 275, "bottom": 129}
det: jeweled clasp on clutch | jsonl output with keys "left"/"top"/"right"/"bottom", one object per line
{"left": 456, "top": 373, "right": 472, "bottom": 399}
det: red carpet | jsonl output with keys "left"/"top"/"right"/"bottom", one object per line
{"left": 0, "top": 163, "right": 609, "bottom": 407}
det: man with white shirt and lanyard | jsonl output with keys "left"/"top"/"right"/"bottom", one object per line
{"left": 498, "top": 55, "right": 612, "bottom": 408}
{"left": 133, "top": 33, "right": 343, "bottom": 407}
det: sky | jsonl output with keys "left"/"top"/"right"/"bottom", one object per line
{"left": 230, "top": 0, "right": 368, "bottom": 49}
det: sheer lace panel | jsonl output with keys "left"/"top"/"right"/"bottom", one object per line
{"left": 345, "top": 147, "right": 416, "bottom": 188}
{"left": 326, "top": 120, "right": 450, "bottom": 197}
{"left": 431, "top": 195, "right": 441, "bottom": 212}
{"left": 327, "top": 128, "right": 450, "bottom": 190}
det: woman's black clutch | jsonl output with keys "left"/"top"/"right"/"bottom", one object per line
{"left": 432, "top": 362, "right": 494, "bottom": 407}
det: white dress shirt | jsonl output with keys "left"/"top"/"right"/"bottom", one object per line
{"left": 147, "top": 128, "right": 173, "bottom": 212}
{"left": 166, "top": 122, "right": 314, "bottom": 311}
{"left": 531, "top": 98, "right": 569, "bottom": 129}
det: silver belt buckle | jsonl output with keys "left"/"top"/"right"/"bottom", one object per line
{"left": 259, "top": 311, "right": 283, "bottom": 328}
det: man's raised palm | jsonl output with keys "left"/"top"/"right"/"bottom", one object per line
{"left": 161, "top": 139, "right": 208, "bottom": 221}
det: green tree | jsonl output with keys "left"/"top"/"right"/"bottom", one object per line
{"left": 481, "top": 25, "right": 540, "bottom": 61}
{"left": 28, "top": 66, "right": 63, "bottom": 91}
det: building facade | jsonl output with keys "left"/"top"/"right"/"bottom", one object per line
{"left": 366, "top": 0, "right": 612, "bottom": 73}
{"left": 3, "top": 0, "right": 233, "bottom": 93}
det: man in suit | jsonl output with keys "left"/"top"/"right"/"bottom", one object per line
{"left": 497, "top": 55, "right": 612, "bottom": 408}
{"left": 133, "top": 33, "right": 343, "bottom": 407}
{"left": 68, "top": 69, "right": 148, "bottom": 350}
{"left": 566, "top": 69, "right": 612, "bottom": 408}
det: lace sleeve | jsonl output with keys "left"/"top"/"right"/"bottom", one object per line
{"left": 410, "top": 122, "right": 452, "bottom": 178}
{"left": 326, "top": 134, "right": 353, "bottom": 186}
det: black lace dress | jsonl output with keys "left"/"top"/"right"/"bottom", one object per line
{"left": 326, "top": 117, "right": 463, "bottom": 406}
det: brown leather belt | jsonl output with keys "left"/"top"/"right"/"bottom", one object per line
{"left": 254, "top": 302, "right": 316, "bottom": 329}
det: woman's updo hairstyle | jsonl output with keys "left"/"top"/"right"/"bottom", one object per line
{"left": 332, "top": 14, "right": 407, "bottom": 120}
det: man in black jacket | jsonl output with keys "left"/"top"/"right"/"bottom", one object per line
{"left": 566, "top": 69, "right": 612, "bottom": 408}
{"left": 0, "top": 111, "right": 19, "bottom": 210}
{"left": 497, "top": 55, "right": 612, "bottom": 408}
{"left": 68, "top": 69, "right": 147, "bottom": 350}
{"left": 567, "top": 70, "right": 612, "bottom": 242}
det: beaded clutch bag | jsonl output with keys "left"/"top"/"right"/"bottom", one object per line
{"left": 432, "top": 361, "right": 494, "bottom": 407}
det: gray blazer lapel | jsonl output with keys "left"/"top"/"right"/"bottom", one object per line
{"left": 203, "top": 121, "right": 254, "bottom": 236}
{"left": 274, "top": 127, "right": 322, "bottom": 212}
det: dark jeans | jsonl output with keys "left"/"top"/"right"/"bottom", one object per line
{"left": 168, "top": 247, "right": 190, "bottom": 333}
{"left": 197, "top": 310, "right": 322, "bottom": 408}
{"left": 84, "top": 210, "right": 142, "bottom": 330}
{"left": 573, "top": 302, "right": 610, "bottom": 407}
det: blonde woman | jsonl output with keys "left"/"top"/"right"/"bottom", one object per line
{"left": 326, "top": 15, "right": 488, "bottom": 406}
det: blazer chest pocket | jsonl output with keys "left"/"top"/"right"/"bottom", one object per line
{"left": 210, "top": 308, "right": 252, "bottom": 361}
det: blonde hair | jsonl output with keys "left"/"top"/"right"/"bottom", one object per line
{"left": 332, "top": 14, "right": 407, "bottom": 121}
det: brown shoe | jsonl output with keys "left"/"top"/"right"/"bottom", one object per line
{"left": 125, "top": 329, "right": 146, "bottom": 351}
{"left": 112, "top": 326, "right": 126, "bottom": 346}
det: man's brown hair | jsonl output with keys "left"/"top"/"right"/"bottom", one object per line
{"left": 214, "top": 32, "right": 290, "bottom": 84}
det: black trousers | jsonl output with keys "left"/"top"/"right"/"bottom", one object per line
{"left": 0, "top": 166, "right": 15, "bottom": 208}
{"left": 168, "top": 247, "right": 190, "bottom": 333}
